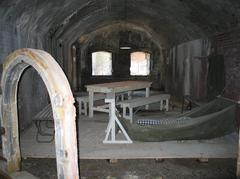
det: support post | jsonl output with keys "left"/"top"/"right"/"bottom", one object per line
{"left": 103, "top": 95, "right": 132, "bottom": 144}
{"left": 89, "top": 91, "right": 94, "bottom": 118}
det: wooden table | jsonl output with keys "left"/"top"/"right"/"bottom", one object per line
{"left": 85, "top": 81, "right": 152, "bottom": 118}
{"left": 85, "top": 80, "right": 152, "bottom": 144}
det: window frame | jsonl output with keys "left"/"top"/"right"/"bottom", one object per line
{"left": 130, "top": 51, "right": 151, "bottom": 76}
{"left": 91, "top": 50, "right": 113, "bottom": 76}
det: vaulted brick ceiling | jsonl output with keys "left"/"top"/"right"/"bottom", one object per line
{"left": 1, "top": 0, "right": 240, "bottom": 48}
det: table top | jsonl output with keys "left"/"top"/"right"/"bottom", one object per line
{"left": 85, "top": 81, "right": 152, "bottom": 93}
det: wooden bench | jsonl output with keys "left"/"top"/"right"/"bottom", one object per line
{"left": 75, "top": 92, "right": 129, "bottom": 116}
{"left": 33, "top": 104, "right": 54, "bottom": 143}
{"left": 75, "top": 94, "right": 106, "bottom": 116}
{"left": 116, "top": 92, "right": 128, "bottom": 101}
{"left": 119, "top": 94, "right": 170, "bottom": 123}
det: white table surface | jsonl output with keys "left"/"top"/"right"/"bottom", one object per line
{"left": 85, "top": 81, "right": 152, "bottom": 93}
{"left": 85, "top": 81, "right": 152, "bottom": 117}
{"left": 85, "top": 80, "right": 152, "bottom": 144}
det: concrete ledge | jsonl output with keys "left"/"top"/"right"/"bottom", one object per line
{"left": 10, "top": 171, "right": 39, "bottom": 179}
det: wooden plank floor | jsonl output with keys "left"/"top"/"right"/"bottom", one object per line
{"left": 20, "top": 113, "right": 238, "bottom": 159}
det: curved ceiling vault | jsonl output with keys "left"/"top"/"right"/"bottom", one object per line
{"left": 2, "top": 1, "right": 238, "bottom": 106}
{"left": 76, "top": 21, "right": 166, "bottom": 49}
{"left": 1, "top": 0, "right": 240, "bottom": 59}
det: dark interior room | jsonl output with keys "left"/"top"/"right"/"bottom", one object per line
{"left": 0, "top": 0, "right": 240, "bottom": 178}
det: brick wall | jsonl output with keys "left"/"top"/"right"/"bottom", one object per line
{"left": 215, "top": 29, "right": 240, "bottom": 101}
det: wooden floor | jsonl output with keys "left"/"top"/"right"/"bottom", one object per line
{"left": 20, "top": 112, "right": 238, "bottom": 159}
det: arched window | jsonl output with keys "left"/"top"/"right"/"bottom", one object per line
{"left": 130, "top": 51, "right": 150, "bottom": 76}
{"left": 92, "top": 51, "right": 112, "bottom": 76}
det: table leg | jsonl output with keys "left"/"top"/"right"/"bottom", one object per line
{"left": 103, "top": 96, "right": 132, "bottom": 144}
{"left": 89, "top": 91, "right": 94, "bottom": 118}
{"left": 84, "top": 102, "right": 87, "bottom": 116}
{"left": 160, "top": 100, "right": 163, "bottom": 110}
{"left": 105, "top": 93, "right": 113, "bottom": 133}
{"left": 145, "top": 87, "right": 150, "bottom": 110}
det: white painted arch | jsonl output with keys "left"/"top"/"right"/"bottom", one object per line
{"left": 1, "top": 48, "right": 79, "bottom": 179}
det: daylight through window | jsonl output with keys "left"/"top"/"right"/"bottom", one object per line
{"left": 92, "top": 51, "right": 112, "bottom": 76}
{"left": 130, "top": 51, "right": 150, "bottom": 76}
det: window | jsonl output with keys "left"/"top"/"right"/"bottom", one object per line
{"left": 92, "top": 51, "right": 112, "bottom": 76}
{"left": 130, "top": 51, "right": 150, "bottom": 76}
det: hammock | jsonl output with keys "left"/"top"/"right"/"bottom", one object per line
{"left": 121, "top": 97, "right": 237, "bottom": 142}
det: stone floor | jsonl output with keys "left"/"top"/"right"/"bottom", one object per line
{"left": 10, "top": 171, "right": 39, "bottom": 179}
{"left": 20, "top": 110, "right": 238, "bottom": 159}
{"left": 19, "top": 93, "right": 238, "bottom": 178}
{"left": 22, "top": 158, "right": 237, "bottom": 179}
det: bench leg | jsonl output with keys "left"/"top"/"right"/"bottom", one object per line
{"left": 127, "top": 91, "right": 132, "bottom": 100}
{"left": 78, "top": 100, "right": 83, "bottom": 115}
{"left": 84, "top": 101, "right": 88, "bottom": 116}
{"left": 123, "top": 106, "right": 127, "bottom": 119}
{"left": 145, "top": 87, "right": 150, "bottom": 110}
{"left": 160, "top": 100, "right": 163, "bottom": 111}
{"left": 166, "top": 99, "right": 169, "bottom": 111}
{"left": 120, "top": 94, "right": 124, "bottom": 101}
{"left": 129, "top": 108, "right": 133, "bottom": 123}
{"left": 89, "top": 91, "right": 94, "bottom": 118}
{"left": 116, "top": 95, "right": 120, "bottom": 101}
{"left": 122, "top": 106, "right": 133, "bottom": 123}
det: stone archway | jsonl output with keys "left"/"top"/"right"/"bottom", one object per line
{"left": 1, "top": 48, "right": 79, "bottom": 179}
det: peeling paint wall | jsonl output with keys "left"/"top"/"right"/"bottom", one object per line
{"left": 165, "top": 39, "right": 212, "bottom": 100}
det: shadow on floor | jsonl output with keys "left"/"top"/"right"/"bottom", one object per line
{"left": 22, "top": 158, "right": 236, "bottom": 179}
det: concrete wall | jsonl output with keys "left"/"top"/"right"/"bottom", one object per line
{"left": 0, "top": 21, "right": 49, "bottom": 131}
{"left": 17, "top": 68, "right": 49, "bottom": 131}
{"left": 0, "top": 22, "right": 18, "bottom": 61}
{"left": 214, "top": 29, "right": 240, "bottom": 101}
{"left": 164, "top": 31, "right": 240, "bottom": 102}
{"left": 164, "top": 39, "right": 212, "bottom": 101}
{"left": 75, "top": 27, "right": 164, "bottom": 91}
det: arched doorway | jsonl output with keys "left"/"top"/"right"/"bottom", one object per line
{"left": 1, "top": 48, "right": 79, "bottom": 179}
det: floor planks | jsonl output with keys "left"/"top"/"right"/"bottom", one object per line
{"left": 20, "top": 113, "right": 238, "bottom": 159}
